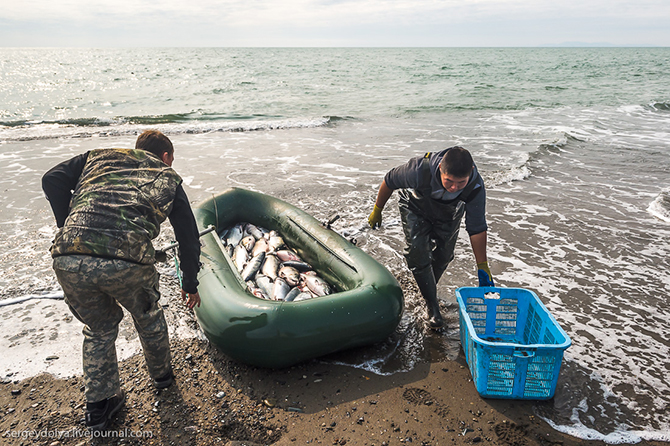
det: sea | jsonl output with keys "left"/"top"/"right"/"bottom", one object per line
{"left": 1, "top": 47, "right": 669, "bottom": 443}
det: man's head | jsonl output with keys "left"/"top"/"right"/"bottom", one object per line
{"left": 438, "top": 146, "right": 473, "bottom": 193}
{"left": 136, "top": 130, "right": 174, "bottom": 166}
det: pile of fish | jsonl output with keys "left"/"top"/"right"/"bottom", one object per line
{"left": 220, "top": 222, "right": 334, "bottom": 302}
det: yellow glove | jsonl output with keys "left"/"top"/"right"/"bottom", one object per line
{"left": 368, "top": 205, "right": 383, "bottom": 229}
{"left": 477, "top": 261, "right": 495, "bottom": 287}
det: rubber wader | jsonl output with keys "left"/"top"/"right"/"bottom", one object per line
{"left": 398, "top": 188, "right": 466, "bottom": 328}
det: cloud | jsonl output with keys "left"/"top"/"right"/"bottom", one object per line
{"left": 1, "top": 0, "right": 669, "bottom": 46}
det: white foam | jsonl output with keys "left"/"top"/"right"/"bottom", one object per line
{"left": 542, "top": 416, "right": 670, "bottom": 444}
{"left": 0, "top": 117, "right": 331, "bottom": 142}
{"left": 648, "top": 190, "right": 670, "bottom": 223}
{"left": 487, "top": 164, "right": 531, "bottom": 187}
{"left": 0, "top": 292, "right": 204, "bottom": 381}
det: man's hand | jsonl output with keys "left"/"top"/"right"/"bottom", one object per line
{"left": 477, "top": 261, "right": 495, "bottom": 287}
{"left": 181, "top": 290, "right": 201, "bottom": 309}
{"left": 368, "top": 205, "right": 383, "bottom": 229}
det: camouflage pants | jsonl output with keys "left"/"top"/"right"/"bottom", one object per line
{"left": 53, "top": 255, "right": 172, "bottom": 403}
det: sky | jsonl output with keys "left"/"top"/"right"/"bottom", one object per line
{"left": 1, "top": 0, "right": 669, "bottom": 47}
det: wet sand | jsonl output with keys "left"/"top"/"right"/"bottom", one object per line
{"left": 1, "top": 272, "right": 666, "bottom": 446}
{"left": 3, "top": 337, "right": 665, "bottom": 446}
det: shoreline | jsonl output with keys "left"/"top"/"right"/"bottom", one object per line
{"left": 1, "top": 267, "right": 667, "bottom": 445}
{"left": 3, "top": 336, "right": 665, "bottom": 446}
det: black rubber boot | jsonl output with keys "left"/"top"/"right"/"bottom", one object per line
{"left": 85, "top": 391, "right": 125, "bottom": 431}
{"left": 412, "top": 268, "right": 444, "bottom": 329}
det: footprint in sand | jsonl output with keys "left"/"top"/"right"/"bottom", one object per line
{"left": 493, "top": 422, "right": 529, "bottom": 446}
{"left": 402, "top": 387, "right": 449, "bottom": 417}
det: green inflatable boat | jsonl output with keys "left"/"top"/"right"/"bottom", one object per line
{"left": 192, "top": 187, "right": 404, "bottom": 368}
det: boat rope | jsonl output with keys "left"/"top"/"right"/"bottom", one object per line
{"left": 0, "top": 291, "right": 64, "bottom": 307}
{"left": 212, "top": 193, "right": 219, "bottom": 233}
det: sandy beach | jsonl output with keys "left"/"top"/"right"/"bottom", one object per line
{"left": 0, "top": 269, "right": 665, "bottom": 446}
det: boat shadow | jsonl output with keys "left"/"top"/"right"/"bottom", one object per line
{"left": 204, "top": 339, "right": 434, "bottom": 415}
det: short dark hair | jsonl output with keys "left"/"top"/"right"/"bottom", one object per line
{"left": 439, "top": 146, "right": 473, "bottom": 178}
{"left": 135, "top": 130, "right": 173, "bottom": 158}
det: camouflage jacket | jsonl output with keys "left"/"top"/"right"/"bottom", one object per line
{"left": 50, "top": 148, "right": 182, "bottom": 265}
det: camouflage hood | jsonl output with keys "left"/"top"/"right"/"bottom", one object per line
{"left": 50, "top": 148, "right": 182, "bottom": 264}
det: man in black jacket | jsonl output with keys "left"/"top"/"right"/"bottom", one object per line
{"left": 368, "top": 147, "right": 494, "bottom": 328}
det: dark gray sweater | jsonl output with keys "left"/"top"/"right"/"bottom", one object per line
{"left": 384, "top": 149, "right": 488, "bottom": 235}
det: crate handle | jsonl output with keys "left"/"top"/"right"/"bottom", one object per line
{"left": 513, "top": 349, "right": 536, "bottom": 358}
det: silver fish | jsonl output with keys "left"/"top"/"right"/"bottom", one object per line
{"left": 241, "top": 252, "right": 265, "bottom": 282}
{"left": 241, "top": 235, "right": 256, "bottom": 252}
{"left": 272, "top": 277, "right": 291, "bottom": 301}
{"left": 233, "top": 244, "right": 248, "bottom": 273}
{"left": 252, "top": 288, "right": 267, "bottom": 299}
{"left": 251, "top": 237, "right": 269, "bottom": 257}
{"left": 292, "top": 292, "right": 313, "bottom": 302}
{"left": 275, "top": 250, "right": 301, "bottom": 262}
{"left": 261, "top": 254, "right": 280, "bottom": 280}
{"left": 283, "top": 287, "right": 301, "bottom": 302}
{"left": 278, "top": 265, "right": 300, "bottom": 287}
{"left": 301, "top": 273, "right": 332, "bottom": 296}
{"left": 247, "top": 281, "right": 267, "bottom": 299}
{"left": 226, "top": 224, "right": 244, "bottom": 247}
{"left": 255, "top": 275, "right": 274, "bottom": 299}
{"left": 280, "top": 260, "right": 312, "bottom": 272}
{"left": 244, "top": 223, "right": 264, "bottom": 240}
{"left": 268, "top": 234, "right": 285, "bottom": 252}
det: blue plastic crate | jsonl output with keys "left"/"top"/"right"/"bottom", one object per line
{"left": 456, "top": 287, "right": 571, "bottom": 400}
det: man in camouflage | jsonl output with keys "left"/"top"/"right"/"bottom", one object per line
{"left": 42, "top": 130, "right": 201, "bottom": 431}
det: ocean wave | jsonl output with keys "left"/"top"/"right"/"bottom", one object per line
{"left": 485, "top": 133, "right": 579, "bottom": 188}
{"left": 485, "top": 163, "right": 532, "bottom": 187}
{"left": 648, "top": 190, "right": 670, "bottom": 223}
{"left": 529, "top": 132, "right": 590, "bottom": 160}
{"left": 0, "top": 116, "right": 333, "bottom": 142}
{"left": 647, "top": 101, "right": 670, "bottom": 112}
{"left": 542, "top": 417, "right": 670, "bottom": 444}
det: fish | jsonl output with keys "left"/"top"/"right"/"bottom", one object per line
{"left": 255, "top": 275, "right": 274, "bottom": 299}
{"left": 272, "top": 278, "right": 291, "bottom": 301}
{"left": 283, "top": 287, "right": 302, "bottom": 302}
{"left": 261, "top": 254, "right": 281, "bottom": 280}
{"left": 251, "top": 288, "right": 267, "bottom": 299}
{"left": 292, "top": 292, "right": 313, "bottom": 302}
{"left": 246, "top": 281, "right": 268, "bottom": 299}
{"left": 268, "top": 233, "right": 285, "bottom": 252}
{"left": 222, "top": 222, "right": 336, "bottom": 303}
{"left": 233, "top": 244, "right": 248, "bottom": 273}
{"left": 280, "top": 260, "right": 312, "bottom": 272}
{"left": 251, "top": 237, "right": 269, "bottom": 257}
{"left": 241, "top": 235, "right": 256, "bottom": 253}
{"left": 275, "top": 250, "right": 301, "bottom": 262}
{"left": 244, "top": 223, "right": 265, "bottom": 240}
{"left": 226, "top": 224, "right": 244, "bottom": 247}
{"left": 278, "top": 265, "right": 300, "bottom": 287}
{"left": 301, "top": 273, "right": 332, "bottom": 297}
{"left": 241, "top": 252, "right": 265, "bottom": 282}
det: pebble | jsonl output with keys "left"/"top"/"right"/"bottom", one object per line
{"left": 216, "top": 391, "right": 226, "bottom": 399}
